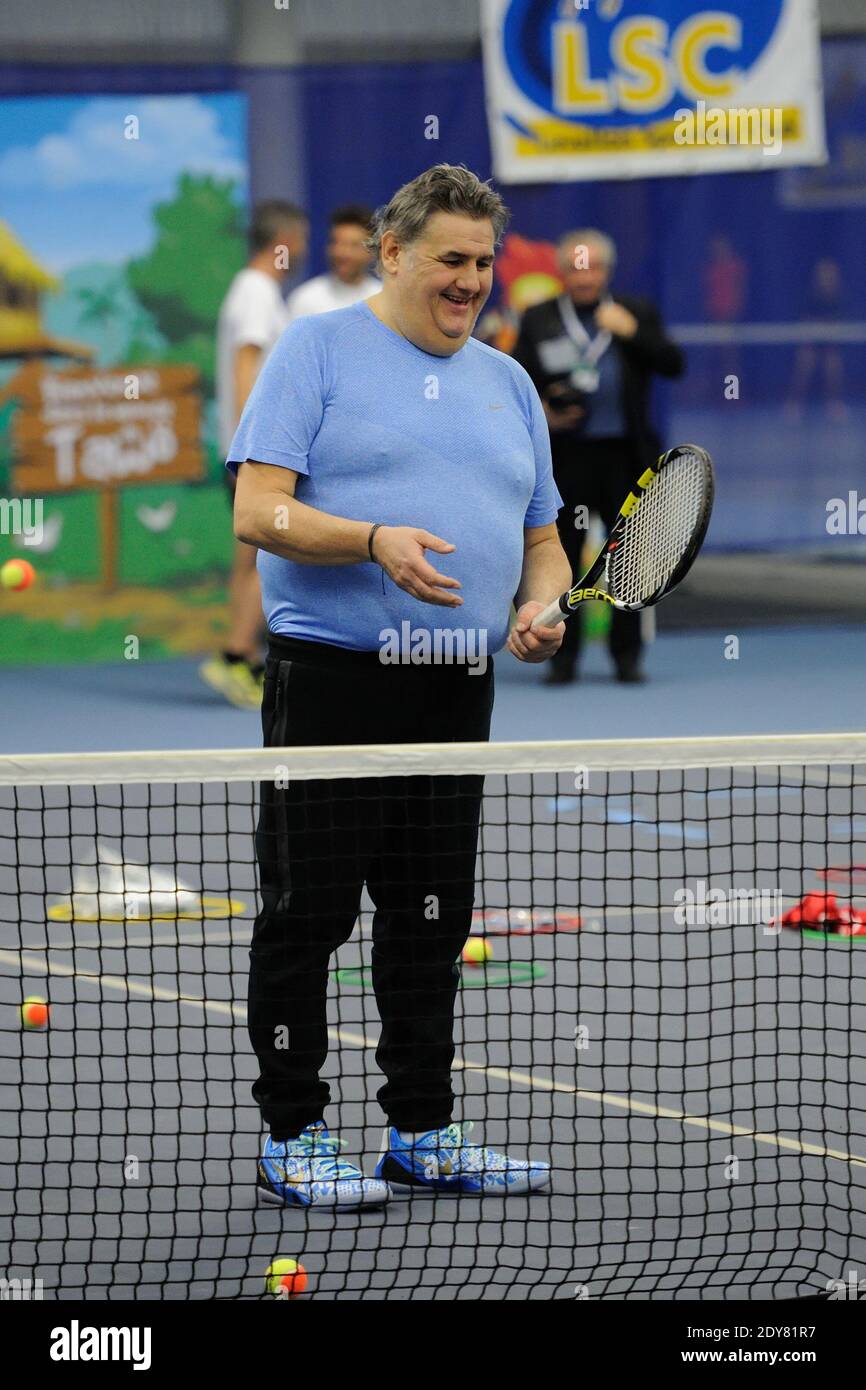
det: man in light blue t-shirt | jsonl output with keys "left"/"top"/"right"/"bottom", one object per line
{"left": 228, "top": 164, "right": 571, "bottom": 1211}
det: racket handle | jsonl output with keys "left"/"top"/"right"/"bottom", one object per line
{"left": 531, "top": 596, "right": 570, "bottom": 629}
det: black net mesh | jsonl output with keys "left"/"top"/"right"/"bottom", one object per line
{"left": 1, "top": 745, "right": 865, "bottom": 1300}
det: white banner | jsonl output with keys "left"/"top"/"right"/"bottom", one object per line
{"left": 481, "top": 0, "right": 827, "bottom": 183}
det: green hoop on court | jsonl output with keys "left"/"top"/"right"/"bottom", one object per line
{"left": 334, "top": 961, "right": 546, "bottom": 990}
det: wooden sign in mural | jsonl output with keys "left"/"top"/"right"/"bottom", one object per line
{"left": 11, "top": 363, "right": 203, "bottom": 492}
{"left": 7, "top": 362, "right": 204, "bottom": 590}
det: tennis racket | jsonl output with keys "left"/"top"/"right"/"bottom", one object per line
{"left": 531, "top": 444, "right": 714, "bottom": 629}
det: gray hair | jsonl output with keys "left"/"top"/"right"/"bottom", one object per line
{"left": 558, "top": 228, "right": 617, "bottom": 272}
{"left": 368, "top": 164, "right": 510, "bottom": 263}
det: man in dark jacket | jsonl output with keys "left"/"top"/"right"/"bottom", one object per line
{"left": 512, "top": 229, "right": 685, "bottom": 683}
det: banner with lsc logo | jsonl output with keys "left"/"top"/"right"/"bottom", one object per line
{"left": 481, "top": 0, "right": 827, "bottom": 182}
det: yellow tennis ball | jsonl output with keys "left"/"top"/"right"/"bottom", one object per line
{"left": 462, "top": 937, "right": 493, "bottom": 965}
{"left": 21, "top": 996, "right": 49, "bottom": 1029}
{"left": 265, "top": 1257, "right": 307, "bottom": 1298}
{"left": 1, "top": 559, "right": 35, "bottom": 591}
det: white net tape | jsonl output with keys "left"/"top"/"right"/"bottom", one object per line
{"left": 607, "top": 451, "right": 708, "bottom": 605}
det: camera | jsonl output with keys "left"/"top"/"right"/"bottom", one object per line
{"left": 547, "top": 383, "right": 586, "bottom": 412}
{"left": 545, "top": 380, "right": 591, "bottom": 426}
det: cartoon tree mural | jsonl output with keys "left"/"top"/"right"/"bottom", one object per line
{"left": 77, "top": 277, "right": 126, "bottom": 332}
{"left": 127, "top": 173, "right": 246, "bottom": 391}
{"left": 121, "top": 305, "right": 163, "bottom": 363}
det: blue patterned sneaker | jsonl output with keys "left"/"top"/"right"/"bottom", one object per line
{"left": 257, "top": 1121, "right": 390, "bottom": 1210}
{"left": 376, "top": 1121, "right": 550, "bottom": 1195}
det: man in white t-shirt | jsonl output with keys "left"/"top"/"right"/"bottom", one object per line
{"left": 286, "top": 205, "right": 379, "bottom": 322}
{"left": 202, "top": 200, "right": 309, "bottom": 708}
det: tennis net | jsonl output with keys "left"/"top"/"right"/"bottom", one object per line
{"left": 1, "top": 734, "right": 865, "bottom": 1301}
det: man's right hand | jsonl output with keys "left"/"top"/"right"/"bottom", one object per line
{"left": 542, "top": 399, "right": 584, "bottom": 431}
{"left": 370, "top": 526, "right": 463, "bottom": 607}
{"left": 542, "top": 384, "right": 585, "bottom": 432}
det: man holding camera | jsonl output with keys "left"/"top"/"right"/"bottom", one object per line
{"left": 512, "top": 229, "right": 684, "bottom": 684}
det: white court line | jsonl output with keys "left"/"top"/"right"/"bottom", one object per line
{"left": 26, "top": 893, "right": 845, "bottom": 950}
{"left": 13, "top": 886, "right": 861, "bottom": 955}
{"left": 4, "top": 946, "right": 865, "bottom": 1171}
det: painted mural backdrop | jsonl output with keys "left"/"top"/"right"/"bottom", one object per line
{"left": 0, "top": 94, "right": 247, "bottom": 665}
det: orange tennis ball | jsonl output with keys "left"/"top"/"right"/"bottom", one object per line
{"left": 1, "top": 559, "right": 35, "bottom": 591}
{"left": 265, "top": 1257, "right": 307, "bottom": 1298}
{"left": 21, "top": 996, "right": 49, "bottom": 1029}
{"left": 462, "top": 937, "right": 493, "bottom": 965}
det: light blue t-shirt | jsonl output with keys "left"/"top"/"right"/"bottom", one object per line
{"left": 226, "top": 301, "right": 562, "bottom": 653}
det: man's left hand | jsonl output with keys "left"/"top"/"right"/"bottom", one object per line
{"left": 595, "top": 301, "right": 639, "bottom": 339}
{"left": 507, "top": 601, "right": 565, "bottom": 663}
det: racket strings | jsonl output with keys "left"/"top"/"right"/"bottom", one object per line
{"left": 607, "top": 453, "right": 709, "bottom": 605}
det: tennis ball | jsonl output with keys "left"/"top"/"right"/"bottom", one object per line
{"left": 1, "top": 559, "right": 35, "bottom": 591}
{"left": 265, "top": 1257, "right": 307, "bottom": 1298}
{"left": 462, "top": 937, "right": 493, "bottom": 965}
{"left": 21, "top": 996, "right": 49, "bottom": 1030}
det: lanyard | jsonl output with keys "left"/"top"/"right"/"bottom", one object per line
{"left": 557, "top": 295, "right": 612, "bottom": 367}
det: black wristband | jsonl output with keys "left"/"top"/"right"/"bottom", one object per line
{"left": 368, "top": 522, "right": 384, "bottom": 562}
